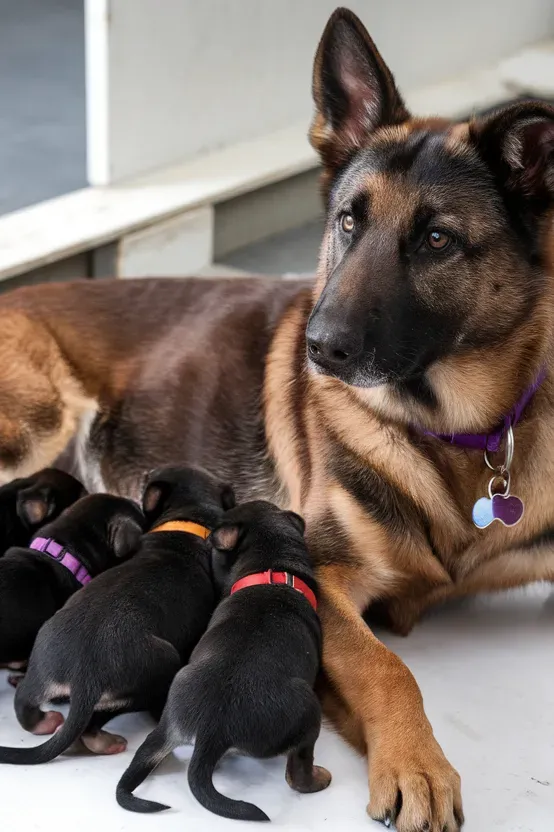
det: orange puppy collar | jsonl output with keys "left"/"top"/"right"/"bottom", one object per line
{"left": 151, "top": 520, "right": 210, "bottom": 539}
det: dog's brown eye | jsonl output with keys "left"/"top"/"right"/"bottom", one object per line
{"left": 427, "top": 230, "right": 451, "bottom": 251}
{"left": 340, "top": 213, "right": 355, "bottom": 233}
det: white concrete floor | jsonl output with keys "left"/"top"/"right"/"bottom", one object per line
{"left": 1, "top": 585, "right": 552, "bottom": 832}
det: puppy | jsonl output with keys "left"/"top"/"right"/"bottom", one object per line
{"left": 0, "top": 466, "right": 234, "bottom": 763}
{"left": 0, "top": 492, "right": 142, "bottom": 675}
{"left": 117, "top": 500, "right": 330, "bottom": 821}
{"left": 0, "top": 468, "right": 85, "bottom": 556}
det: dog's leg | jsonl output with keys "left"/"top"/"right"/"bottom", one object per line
{"left": 80, "top": 712, "right": 127, "bottom": 755}
{"left": 315, "top": 671, "right": 366, "bottom": 755}
{"left": 318, "top": 564, "right": 464, "bottom": 832}
{"left": 285, "top": 682, "right": 331, "bottom": 794}
{"left": 286, "top": 740, "right": 332, "bottom": 794}
{"left": 15, "top": 697, "right": 64, "bottom": 736}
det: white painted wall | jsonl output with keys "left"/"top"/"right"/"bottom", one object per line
{"left": 87, "top": 0, "right": 554, "bottom": 185}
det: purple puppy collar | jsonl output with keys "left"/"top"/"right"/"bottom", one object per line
{"left": 30, "top": 537, "right": 91, "bottom": 586}
{"left": 421, "top": 367, "right": 547, "bottom": 452}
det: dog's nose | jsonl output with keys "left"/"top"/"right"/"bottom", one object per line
{"left": 306, "top": 327, "right": 362, "bottom": 370}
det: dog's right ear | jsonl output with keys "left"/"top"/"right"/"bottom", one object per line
{"left": 17, "top": 485, "right": 54, "bottom": 528}
{"left": 310, "top": 8, "right": 408, "bottom": 180}
{"left": 210, "top": 523, "right": 241, "bottom": 552}
{"left": 110, "top": 510, "right": 144, "bottom": 559}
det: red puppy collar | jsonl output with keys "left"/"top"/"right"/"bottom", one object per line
{"left": 230, "top": 570, "right": 317, "bottom": 612}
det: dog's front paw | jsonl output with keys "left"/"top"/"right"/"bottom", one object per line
{"left": 367, "top": 731, "right": 463, "bottom": 832}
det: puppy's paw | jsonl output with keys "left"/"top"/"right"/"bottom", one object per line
{"left": 32, "top": 710, "right": 64, "bottom": 736}
{"left": 308, "top": 765, "right": 332, "bottom": 792}
{"left": 81, "top": 730, "right": 128, "bottom": 755}
{"left": 286, "top": 763, "right": 332, "bottom": 793}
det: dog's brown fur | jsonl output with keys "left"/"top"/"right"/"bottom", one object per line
{"left": 2, "top": 7, "right": 554, "bottom": 831}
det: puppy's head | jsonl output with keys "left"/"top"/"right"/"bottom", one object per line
{"left": 36, "top": 493, "right": 145, "bottom": 575}
{"left": 0, "top": 468, "right": 85, "bottom": 553}
{"left": 142, "top": 465, "right": 236, "bottom": 531}
{"left": 306, "top": 8, "right": 554, "bottom": 433}
{"left": 209, "top": 500, "right": 307, "bottom": 589}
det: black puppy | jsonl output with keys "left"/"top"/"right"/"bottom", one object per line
{"left": 0, "top": 493, "right": 143, "bottom": 687}
{"left": 0, "top": 466, "right": 234, "bottom": 764}
{"left": 0, "top": 468, "right": 85, "bottom": 556}
{"left": 117, "top": 500, "right": 330, "bottom": 821}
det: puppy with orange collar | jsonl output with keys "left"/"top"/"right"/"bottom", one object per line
{"left": 0, "top": 466, "right": 235, "bottom": 764}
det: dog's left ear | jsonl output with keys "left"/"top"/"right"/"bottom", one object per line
{"left": 142, "top": 480, "right": 170, "bottom": 521}
{"left": 471, "top": 102, "right": 554, "bottom": 199}
{"left": 17, "top": 486, "right": 55, "bottom": 528}
{"left": 283, "top": 511, "right": 306, "bottom": 537}
{"left": 210, "top": 523, "right": 241, "bottom": 552}
{"left": 110, "top": 510, "right": 144, "bottom": 559}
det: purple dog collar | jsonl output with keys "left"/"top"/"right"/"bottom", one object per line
{"left": 30, "top": 537, "right": 91, "bottom": 586}
{"left": 421, "top": 367, "right": 546, "bottom": 452}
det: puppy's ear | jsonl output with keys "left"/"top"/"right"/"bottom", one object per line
{"left": 219, "top": 484, "right": 236, "bottom": 511}
{"left": 310, "top": 8, "right": 408, "bottom": 176}
{"left": 210, "top": 523, "right": 241, "bottom": 552}
{"left": 142, "top": 480, "right": 169, "bottom": 520}
{"left": 470, "top": 102, "right": 554, "bottom": 199}
{"left": 283, "top": 511, "right": 306, "bottom": 537}
{"left": 17, "top": 486, "right": 53, "bottom": 528}
{"left": 110, "top": 510, "right": 144, "bottom": 559}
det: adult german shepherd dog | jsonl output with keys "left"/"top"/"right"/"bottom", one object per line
{"left": 2, "top": 7, "right": 554, "bottom": 830}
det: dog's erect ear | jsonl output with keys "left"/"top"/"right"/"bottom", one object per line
{"left": 110, "top": 511, "right": 144, "bottom": 559}
{"left": 17, "top": 486, "right": 53, "bottom": 528}
{"left": 283, "top": 511, "right": 306, "bottom": 537}
{"left": 219, "top": 484, "right": 236, "bottom": 512}
{"left": 210, "top": 523, "right": 241, "bottom": 552}
{"left": 470, "top": 102, "right": 554, "bottom": 200}
{"left": 310, "top": 8, "right": 408, "bottom": 173}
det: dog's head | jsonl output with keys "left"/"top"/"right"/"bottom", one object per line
{"left": 142, "top": 465, "right": 236, "bottom": 531}
{"left": 0, "top": 468, "right": 85, "bottom": 554}
{"left": 35, "top": 493, "right": 145, "bottom": 574}
{"left": 209, "top": 500, "right": 308, "bottom": 589}
{"left": 306, "top": 8, "right": 554, "bottom": 432}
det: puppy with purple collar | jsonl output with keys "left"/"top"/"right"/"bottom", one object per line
{"left": 117, "top": 500, "right": 331, "bottom": 821}
{"left": 0, "top": 493, "right": 144, "bottom": 696}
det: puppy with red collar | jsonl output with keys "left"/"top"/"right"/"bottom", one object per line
{"left": 117, "top": 500, "right": 330, "bottom": 821}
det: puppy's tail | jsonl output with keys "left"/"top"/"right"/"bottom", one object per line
{"left": 117, "top": 723, "right": 176, "bottom": 813}
{"left": 0, "top": 686, "right": 96, "bottom": 765}
{"left": 188, "top": 732, "right": 270, "bottom": 822}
